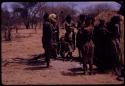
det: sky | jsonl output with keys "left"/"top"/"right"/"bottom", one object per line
{"left": 1, "top": 2, "right": 121, "bottom": 13}
{"left": 47, "top": 2, "right": 120, "bottom": 11}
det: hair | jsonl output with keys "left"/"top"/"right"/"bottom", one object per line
{"left": 43, "top": 12, "right": 49, "bottom": 21}
{"left": 110, "top": 16, "right": 120, "bottom": 24}
{"left": 65, "top": 15, "right": 72, "bottom": 22}
{"left": 85, "top": 15, "right": 95, "bottom": 25}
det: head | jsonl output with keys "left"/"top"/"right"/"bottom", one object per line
{"left": 85, "top": 15, "right": 95, "bottom": 26}
{"left": 65, "top": 15, "right": 72, "bottom": 23}
{"left": 110, "top": 16, "right": 120, "bottom": 24}
{"left": 79, "top": 14, "right": 86, "bottom": 22}
{"left": 49, "top": 13, "right": 57, "bottom": 23}
{"left": 99, "top": 19, "right": 105, "bottom": 26}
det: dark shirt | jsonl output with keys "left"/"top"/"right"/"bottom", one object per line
{"left": 93, "top": 25, "right": 110, "bottom": 46}
{"left": 107, "top": 23, "right": 120, "bottom": 40}
{"left": 42, "top": 21, "right": 52, "bottom": 45}
{"left": 42, "top": 21, "right": 59, "bottom": 48}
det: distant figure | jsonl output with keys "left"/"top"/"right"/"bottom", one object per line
{"left": 42, "top": 13, "right": 59, "bottom": 67}
{"left": 79, "top": 16, "right": 95, "bottom": 75}
{"left": 64, "top": 15, "right": 76, "bottom": 59}
{"left": 59, "top": 35, "right": 66, "bottom": 59}
{"left": 58, "top": 35, "right": 69, "bottom": 61}
{"left": 76, "top": 14, "right": 86, "bottom": 63}
{"left": 77, "top": 14, "right": 86, "bottom": 30}
{"left": 93, "top": 19, "right": 110, "bottom": 71}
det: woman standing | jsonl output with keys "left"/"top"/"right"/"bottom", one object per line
{"left": 80, "top": 16, "right": 95, "bottom": 75}
{"left": 76, "top": 14, "right": 86, "bottom": 64}
{"left": 107, "top": 16, "right": 122, "bottom": 75}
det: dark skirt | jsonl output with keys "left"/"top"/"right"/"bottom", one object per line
{"left": 110, "top": 39, "right": 122, "bottom": 69}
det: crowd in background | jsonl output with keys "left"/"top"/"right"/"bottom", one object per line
{"left": 42, "top": 12, "right": 124, "bottom": 80}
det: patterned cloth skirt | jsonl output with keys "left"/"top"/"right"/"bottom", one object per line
{"left": 81, "top": 40, "right": 94, "bottom": 63}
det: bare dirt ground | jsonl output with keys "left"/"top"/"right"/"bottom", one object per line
{"left": 2, "top": 28, "right": 124, "bottom": 85}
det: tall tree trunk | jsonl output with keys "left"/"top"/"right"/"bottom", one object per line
{"left": 16, "top": 27, "right": 18, "bottom": 33}
{"left": 34, "top": 23, "right": 37, "bottom": 33}
{"left": 4, "top": 30, "right": 7, "bottom": 41}
{"left": 25, "top": 22, "right": 30, "bottom": 29}
{"left": 5, "top": 27, "right": 12, "bottom": 41}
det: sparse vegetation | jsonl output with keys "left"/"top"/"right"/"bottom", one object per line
{"left": 1, "top": 2, "right": 124, "bottom": 85}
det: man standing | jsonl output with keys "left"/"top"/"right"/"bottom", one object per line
{"left": 42, "top": 13, "right": 59, "bottom": 67}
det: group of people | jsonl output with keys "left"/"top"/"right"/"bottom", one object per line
{"left": 42, "top": 12, "right": 123, "bottom": 77}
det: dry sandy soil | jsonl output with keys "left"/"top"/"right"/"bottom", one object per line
{"left": 2, "top": 28, "right": 124, "bottom": 85}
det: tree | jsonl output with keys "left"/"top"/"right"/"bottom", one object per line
{"left": 13, "top": 2, "right": 47, "bottom": 31}
{"left": 82, "top": 3, "right": 114, "bottom": 17}
{"left": 56, "top": 4, "right": 78, "bottom": 26}
{"left": 29, "top": 2, "right": 46, "bottom": 32}
{"left": 1, "top": 10, "right": 13, "bottom": 41}
{"left": 13, "top": 2, "right": 37, "bottom": 29}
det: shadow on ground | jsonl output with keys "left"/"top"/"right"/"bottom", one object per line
{"left": 24, "top": 66, "right": 51, "bottom": 70}
{"left": 2, "top": 54, "right": 111, "bottom": 74}
{"left": 10, "top": 54, "right": 46, "bottom": 66}
{"left": 61, "top": 67, "right": 84, "bottom": 76}
{"left": 2, "top": 54, "right": 46, "bottom": 67}
{"left": 61, "top": 67, "right": 105, "bottom": 76}
{"left": 51, "top": 56, "right": 81, "bottom": 62}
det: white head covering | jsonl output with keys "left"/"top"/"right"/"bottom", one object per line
{"left": 49, "top": 13, "right": 57, "bottom": 22}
